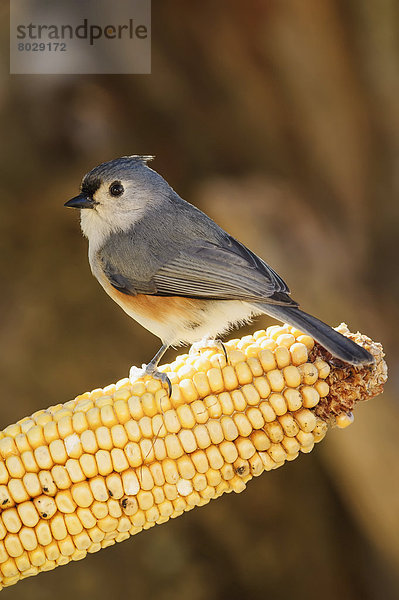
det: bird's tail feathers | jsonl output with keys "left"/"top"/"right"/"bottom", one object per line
{"left": 252, "top": 302, "right": 374, "bottom": 366}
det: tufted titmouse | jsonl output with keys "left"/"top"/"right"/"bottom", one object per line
{"left": 65, "top": 155, "right": 373, "bottom": 389}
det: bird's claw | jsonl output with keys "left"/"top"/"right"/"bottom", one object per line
{"left": 129, "top": 363, "right": 172, "bottom": 397}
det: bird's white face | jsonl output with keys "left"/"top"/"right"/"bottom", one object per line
{"left": 79, "top": 176, "right": 149, "bottom": 252}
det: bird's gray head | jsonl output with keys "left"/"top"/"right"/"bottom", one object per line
{"left": 65, "top": 155, "right": 172, "bottom": 246}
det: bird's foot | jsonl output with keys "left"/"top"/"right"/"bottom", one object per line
{"left": 129, "top": 363, "right": 172, "bottom": 397}
{"left": 189, "top": 338, "right": 228, "bottom": 362}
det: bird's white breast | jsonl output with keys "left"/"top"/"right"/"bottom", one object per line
{"left": 80, "top": 209, "right": 110, "bottom": 256}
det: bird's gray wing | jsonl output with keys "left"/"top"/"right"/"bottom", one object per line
{"left": 100, "top": 233, "right": 296, "bottom": 305}
{"left": 152, "top": 237, "right": 295, "bottom": 303}
{"left": 101, "top": 257, "right": 157, "bottom": 296}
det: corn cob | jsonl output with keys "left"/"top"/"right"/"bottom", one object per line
{"left": 0, "top": 323, "right": 386, "bottom": 589}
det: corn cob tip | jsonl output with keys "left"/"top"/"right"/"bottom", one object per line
{"left": 309, "top": 323, "right": 387, "bottom": 427}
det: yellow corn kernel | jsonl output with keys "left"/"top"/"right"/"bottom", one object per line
{"left": 205, "top": 446, "right": 224, "bottom": 470}
{"left": 152, "top": 438, "right": 167, "bottom": 466}
{"left": 0, "top": 486, "right": 13, "bottom": 510}
{"left": 136, "top": 466, "right": 153, "bottom": 491}
{"left": 336, "top": 412, "right": 354, "bottom": 429}
{"left": 266, "top": 370, "right": 285, "bottom": 392}
{"left": 48, "top": 439, "right": 67, "bottom": 465}
{"left": 232, "top": 413, "right": 252, "bottom": 437}
{"left": 294, "top": 408, "right": 317, "bottom": 432}
{"left": 235, "top": 437, "right": 256, "bottom": 460}
{"left": 113, "top": 400, "right": 130, "bottom": 425}
{"left": 190, "top": 450, "right": 209, "bottom": 474}
{"left": 281, "top": 436, "right": 301, "bottom": 456}
{"left": 73, "top": 531, "right": 91, "bottom": 551}
{"left": 94, "top": 451, "right": 112, "bottom": 476}
{"left": 164, "top": 434, "right": 183, "bottom": 459}
{"left": 33, "top": 496, "right": 56, "bottom": 520}
{"left": 14, "top": 434, "right": 30, "bottom": 455}
{"left": 55, "top": 491, "right": 77, "bottom": 514}
{"left": 250, "top": 430, "right": 271, "bottom": 451}
{"left": 314, "top": 380, "right": 330, "bottom": 398}
{"left": 264, "top": 422, "right": 284, "bottom": 444}
{"left": 4, "top": 535, "right": 23, "bottom": 558}
{"left": 79, "top": 454, "right": 97, "bottom": 479}
{"left": 258, "top": 349, "right": 276, "bottom": 371}
{"left": 163, "top": 410, "right": 180, "bottom": 434}
{"left": 220, "top": 416, "right": 238, "bottom": 441}
{"left": 241, "top": 384, "right": 261, "bottom": 406}
{"left": 269, "top": 393, "right": 287, "bottom": 416}
{"left": 189, "top": 400, "right": 207, "bottom": 424}
{"left": 221, "top": 366, "right": 238, "bottom": 391}
{"left": 268, "top": 443, "right": 287, "bottom": 463}
{"left": 179, "top": 379, "right": 199, "bottom": 403}
{"left": 50, "top": 465, "right": 71, "bottom": 491}
{"left": 233, "top": 458, "right": 250, "bottom": 478}
{"left": 289, "top": 343, "right": 308, "bottom": 366}
{"left": 64, "top": 434, "right": 83, "bottom": 459}
{"left": 313, "top": 419, "right": 328, "bottom": 442}
{"left": 0, "top": 557, "right": 19, "bottom": 577}
{"left": 301, "top": 386, "right": 320, "bottom": 408}
{"left": 299, "top": 363, "right": 319, "bottom": 385}
{"left": 275, "top": 346, "right": 291, "bottom": 369}
{"left": 192, "top": 372, "right": 211, "bottom": 397}
{"left": 205, "top": 469, "right": 222, "bottom": 487}
{"left": 192, "top": 425, "right": 211, "bottom": 450}
{"left": 253, "top": 376, "right": 271, "bottom": 399}
{"left": 141, "top": 438, "right": 157, "bottom": 464}
{"left": 205, "top": 420, "right": 224, "bottom": 445}
{"left": 22, "top": 473, "right": 41, "bottom": 498}
{"left": 176, "top": 405, "right": 196, "bottom": 429}
{"left": 283, "top": 365, "right": 301, "bottom": 388}
{"left": 218, "top": 441, "right": 238, "bottom": 463}
{"left": 246, "top": 357, "right": 263, "bottom": 377}
{"left": 2, "top": 509, "right": 22, "bottom": 534}
{"left": 57, "top": 416, "right": 74, "bottom": 440}
{"left": 17, "top": 502, "right": 39, "bottom": 528}
{"left": 207, "top": 368, "right": 224, "bottom": 393}
{"left": 139, "top": 416, "right": 154, "bottom": 439}
{"left": 71, "top": 412, "right": 88, "bottom": 435}
{"left": 259, "top": 401, "right": 277, "bottom": 423}
{"left": 314, "top": 359, "right": 330, "bottom": 379}
{"left": 111, "top": 448, "right": 129, "bottom": 473}
{"left": 178, "top": 430, "right": 197, "bottom": 454}
{"left": 20, "top": 451, "right": 39, "bottom": 474}
{"left": 235, "top": 362, "right": 253, "bottom": 386}
{"left": 18, "top": 525, "right": 38, "bottom": 550}
{"left": 283, "top": 388, "right": 302, "bottom": 411}
{"left": 296, "top": 430, "right": 315, "bottom": 448}
{"left": 64, "top": 513, "right": 83, "bottom": 536}
{"left": 245, "top": 408, "right": 264, "bottom": 430}
{"left": 8, "top": 480, "right": 29, "bottom": 504}
{"left": 278, "top": 414, "right": 300, "bottom": 437}
{"left": 5, "top": 456, "right": 24, "bottom": 479}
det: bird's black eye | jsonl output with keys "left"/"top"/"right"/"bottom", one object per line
{"left": 109, "top": 181, "right": 124, "bottom": 197}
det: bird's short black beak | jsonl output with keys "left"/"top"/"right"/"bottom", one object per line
{"left": 64, "top": 193, "right": 96, "bottom": 209}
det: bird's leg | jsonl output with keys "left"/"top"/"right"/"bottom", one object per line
{"left": 189, "top": 337, "right": 228, "bottom": 362}
{"left": 129, "top": 343, "right": 172, "bottom": 396}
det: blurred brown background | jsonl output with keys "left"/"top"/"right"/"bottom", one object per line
{"left": 0, "top": 1, "right": 398, "bottom": 598}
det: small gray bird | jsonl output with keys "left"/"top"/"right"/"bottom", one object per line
{"left": 65, "top": 155, "right": 373, "bottom": 389}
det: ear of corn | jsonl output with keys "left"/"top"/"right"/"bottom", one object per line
{"left": 0, "top": 324, "right": 386, "bottom": 589}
